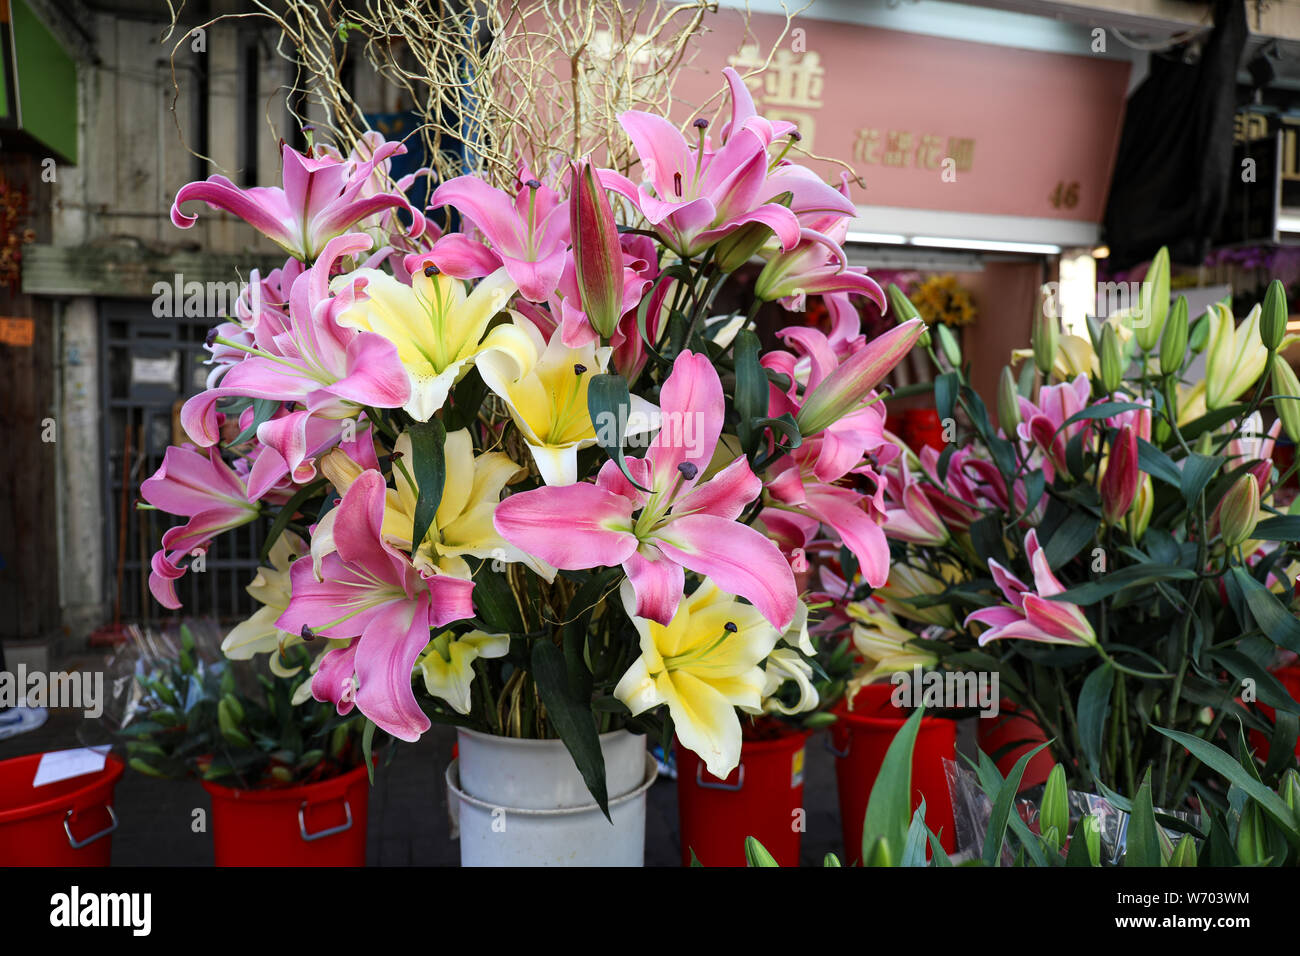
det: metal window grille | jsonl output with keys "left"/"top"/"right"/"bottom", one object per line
{"left": 99, "top": 300, "right": 263, "bottom": 625}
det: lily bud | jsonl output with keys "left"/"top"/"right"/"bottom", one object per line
{"left": 1040, "top": 764, "right": 1068, "bottom": 854}
{"left": 1159, "top": 296, "right": 1189, "bottom": 376}
{"left": 1099, "top": 323, "right": 1124, "bottom": 394}
{"left": 1127, "top": 475, "right": 1154, "bottom": 542}
{"left": 1078, "top": 813, "right": 1101, "bottom": 867}
{"left": 998, "top": 366, "right": 1021, "bottom": 438}
{"left": 1219, "top": 474, "right": 1261, "bottom": 548}
{"left": 1101, "top": 424, "right": 1139, "bottom": 525}
{"left": 887, "top": 283, "right": 922, "bottom": 323}
{"left": 1280, "top": 768, "right": 1300, "bottom": 815}
{"left": 1136, "top": 246, "right": 1170, "bottom": 352}
{"left": 1188, "top": 310, "right": 1211, "bottom": 354}
{"left": 1262, "top": 278, "right": 1288, "bottom": 352}
{"left": 1170, "top": 834, "right": 1198, "bottom": 867}
{"left": 1235, "top": 800, "right": 1268, "bottom": 866}
{"left": 568, "top": 158, "right": 624, "bottom": 339}
{"left": 917, "top": 328, "right": 931, "bottom": 349}
{"left": 797, "top": 319, "right": 926, "bottom": 436}
{"left": 1272, "top": 358, "right": 1300, "bottom": 443}
{"left": 935, "top": 322, "right": 962, "bottom": 369}
{"left": 1033, "top": 311, "right": 1058, "bottom": 377}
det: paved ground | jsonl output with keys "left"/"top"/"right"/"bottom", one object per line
{"left": 1, "top": 699, "right": 853, "bottom": 867}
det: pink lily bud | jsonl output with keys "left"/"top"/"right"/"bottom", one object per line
{"left": 1101, "top": 424, "right": 1138, "bottom": 525}
{"left": 797, "top": 319, "right": 925, "bottom": 436}
{"left": 569, "top": 158, "right": 624, "bottom": 340}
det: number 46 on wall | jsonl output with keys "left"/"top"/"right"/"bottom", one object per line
{"left": 1050, "top": 181, "right": 1080, "bottom": 209}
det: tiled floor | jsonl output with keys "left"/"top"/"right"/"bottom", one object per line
{"left": 1, "top": 703, "right": 849, "bottom": 867}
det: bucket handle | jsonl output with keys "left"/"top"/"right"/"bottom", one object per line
{"left": 64, "top": 805, "right": 118, "bottom": 849}
{"left": 298, "top": 798, "right": 353, "bottom": 842}
{"left": 695, "top": 762, "right": 745, "bottom": 791}
{"left": 825, "top": 732, "right": 851, "bottom": 760}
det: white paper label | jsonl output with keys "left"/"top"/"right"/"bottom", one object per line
{"left": 33, "top": 746, "right": 111, "bottom": 787}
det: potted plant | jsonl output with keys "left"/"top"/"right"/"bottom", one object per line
{"left": 118, "top": 626, "right": 374, "bottom": 866}
{"left": 140, "top": 54, "right": 926, "bottom": 867}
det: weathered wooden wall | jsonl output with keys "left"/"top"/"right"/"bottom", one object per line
{"left": 0, "top": 152, "right": 58, "bottom": 643}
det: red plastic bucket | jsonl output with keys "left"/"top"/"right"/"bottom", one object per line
{"left": 201, "top": 761, "right": 371, "bottom": 866}
{"left": 829, "top": 683, "right": 957, "bottom": 863}
{"left": 675, "top": 727, "right": 811, "bottom": 867}
{"left": 1249, "top": 666, "right": 1300, "bottom": 761}
{"left": 0, "top": 752, "right": 125, "bottom": 866}
{"left": 976, "top": 699, "right": 1054, "bottom": 792}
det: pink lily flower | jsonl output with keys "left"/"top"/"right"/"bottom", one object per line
{"left": 142, "top": 445, "right": 260, "bottom": 609}
{"left": 1016, "top": 374, "right": 1092, "bottom": 479}
{"left": 762, "top": 438, "right": 893, "bottom": 589}
{"left": 171, "top": 140, "right": 423, "bottom": 262}
{"left": 277, "top": 470, "right": 475, "bottom": 741}
{"left": 883, "top": 478, "right": 950, "bottom": 546}
{"left": 428, "top": 163, "right": 570, "bottom": 301}
{"left": 178, "top": 233, "right": 410, "bottom": 470}
{"left": 494, "top": 350, "right": 798, "bottom": 630}
{"left": 754, "top": 173, "right": 883, "bottom": 311}
{"left": 597, "top": 67, "right": 808, "bottom": 258}
{"left": 963, "top": 530, "right": 1096, "bottom": 647}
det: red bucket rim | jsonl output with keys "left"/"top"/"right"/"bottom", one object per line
{"left": 832, "top": 683, "right": 948, "bottom": 732}
{"left": 200, "top": 759, "right": 370, "bottom": 803}
{"left": 0, "top": 752, "right": 125, "bottom": 825}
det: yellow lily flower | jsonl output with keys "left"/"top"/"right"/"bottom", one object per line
{"left": 873, "top": 563, "right": 959, "bottom": 628}
{"left": 222, "top": 532, "right": 311, "bottom": 677}
{"left": 761, "top": 647, "right": 819, "bottom": 715}
{"left": 614, "top": 578, "right": 783, "bottom": 778}
{"left": 477, "top": 318, "right": 656, "bottom": 485}
{"left": 338, "top": 266, "right": 535, "bottom": 422}
{"left": 415, "top": 630, "right": 510, "bottom": 714}
{"left": 317, "top": 428, "right": 554, "bottom": 581}
{"left": 1205, "top": 303, "right": 1267, "bottom": 409}
{"left": 846, "top": 599, "right": 939, "bottom": 678}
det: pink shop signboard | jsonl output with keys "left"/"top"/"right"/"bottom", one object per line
{"left": 674, "top": 10, "right": 1131, "bottom": 223}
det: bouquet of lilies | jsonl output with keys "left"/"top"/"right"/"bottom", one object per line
{"left": 141, "top": 68, "right": 924, "bottom": 801}
{"left": 838, "top": 254, "right": 1300, "bottom": 812}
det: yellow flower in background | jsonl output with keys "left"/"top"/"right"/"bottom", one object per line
{"left": 1176, "top": 379, "right": 1207, "bottom": 427}
{"left": 338, "top": 266, "right": 534, "bottom": 421}
{"left": 614, "top": 578, "right": 783, "bottom": 779}
{"left": 1205, "top": 302, "right": 1267, "bottom": 409}
{"left": 909, "top": 274, "right": 977, "bottom": 328}
{"left": 873, "top": 563, "right": 959, "bottom": 628}
{"left": 415, "top": 630, "right": 510, "bottom": 714}
{"left": 845, "top": 599, "right": 939, "bottom": 687}
{"left": 222, "top": 532, "right": 310, "bottom": 677}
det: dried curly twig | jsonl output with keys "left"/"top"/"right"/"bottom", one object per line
{"left": 163, "top": 1, "right": 840, "bottom": 193}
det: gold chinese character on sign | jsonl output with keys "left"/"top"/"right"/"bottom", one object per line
{"left": 727, "top": 46, "right": 825, "bottom": 150}
{"left": 853, "top": 128, "right": 882, "bottom": 165}
{"left": 883, "top": 130, "right": 914, "bottom": 167}
{"left": 946, "top": 137, "right": 975, "bottom": 172}
{"left": 915, "top": 134, "right": 943, "bottom": 170}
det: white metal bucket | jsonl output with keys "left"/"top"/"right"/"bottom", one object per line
{"left": 447, "top": 729, "right": 656, "bottom": 866}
